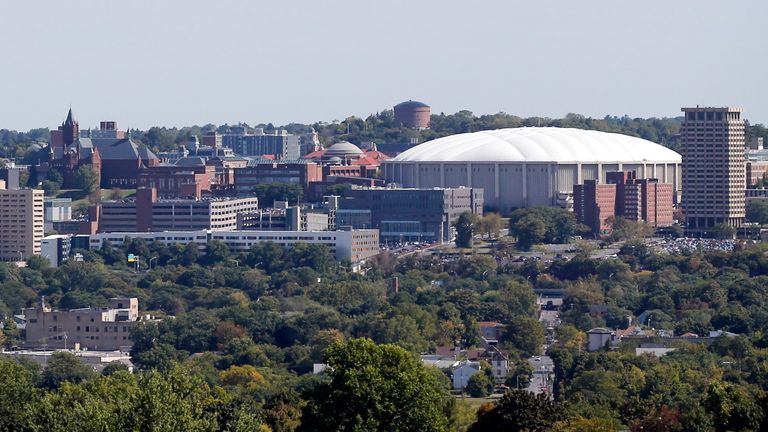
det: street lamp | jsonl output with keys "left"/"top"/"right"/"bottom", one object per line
{"left": 148, "top": 257, "right": 158, "bottom": 271}
{"left": 230, "top": 259, "right": 240, "bottom": 267}
{"left": 16, "top": 251, "right": 23, "bottom": 262}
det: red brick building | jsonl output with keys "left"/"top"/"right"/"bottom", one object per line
{"left": 574, "top": 180, "right": 616, "bottom": 235}
{"left": 606, "top": 171, "right": 674, "bottom": 228}
{"left": 138, "top": 163, "right": 216, "bottom": 198}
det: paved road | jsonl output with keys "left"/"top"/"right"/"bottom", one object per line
{"left": 525, "top": 355, "right": 554, "bottom": 395}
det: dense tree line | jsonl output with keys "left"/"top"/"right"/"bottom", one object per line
{"left": 4, "top": 232, "right": 768, "bottom": 428}
{"left": 5, "top": 111, "right": 768, "bottom": 159}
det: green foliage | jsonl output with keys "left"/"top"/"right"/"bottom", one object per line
{"left": 40, "top": 352, "right": 98, "bottom": 390}
{"left": 253, "top": 182, "right": 304, "bottom": 206}
{"left": 454, "top": 211, "right": 479, "bottom": 248}
{"left": 605, "top": 216, "right": 654, "bottom": 242}
{"left": 300, "top": 338, "right": 449, "bottom": 432}
{"left": 509, "top": 206, "right": 577, "bottom": 249}
{"left": 466, "top": 371, "right": 493, "bottom": 397}
{"left": 468, "top": 389, "right": 570, "bottom": 432}
{"left": 747, "top": 200, "right": 768, "bottom": 225}
{"left": 502, "top": 316, "right": 545, "bottom": 357}
{"left": 0, "top": 358, "right": 39, "bottom": 431}
{"left": 75, "top": 164, "right": 99, "bottom": 194}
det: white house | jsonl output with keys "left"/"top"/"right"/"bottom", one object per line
{"left": 452, "top": 361, "right": 482, "bottom": 390}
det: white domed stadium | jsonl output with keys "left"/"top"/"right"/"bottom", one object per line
{"left": 382, "top": 127, "right": 682, "bottom": 211}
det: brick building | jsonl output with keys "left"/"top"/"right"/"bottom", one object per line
{"left": 574, "top": 180, "right": 616, "bottom": 235}
{"left": 606, "top": 171, "right": 674, "bottom": 228}
{"left": 234, "top": 161, "right": 323, "bottom": 194}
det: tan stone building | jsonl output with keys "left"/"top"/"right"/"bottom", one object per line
{"left": 681, "top": 107, "right": 746, "bottom": 230}
{"left": 0, "top": 184, "right": 44, "bottom": 261}
{"left": 23, "top": 298, "right": 144, "bottom": 351}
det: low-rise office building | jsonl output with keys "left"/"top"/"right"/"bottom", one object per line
{"left": 336, "top": 187, "right": 483, "bottom": 243}
{"left": 99, "top": 188, "right": 259, "bottom": 232}
{"left": 23, "top": 298, "right": 146, "bottom": 351}
{"left": 234, "top": 161, "right": 323, "bottom": 194}
{"left": 88, "top": 228, "right": 379, "bottom": 262}
{"left": 41, "top": 234, "right": 72, "bottom": 267}
{"left": 237, "top": 204, "right": 329, "bottom": 232}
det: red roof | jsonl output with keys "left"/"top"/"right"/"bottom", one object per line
{"left": 303, "top": 149, "right": 325, "bottom": 159}
{"left": 478, "top": 321, "right": 505, "bottom": 328}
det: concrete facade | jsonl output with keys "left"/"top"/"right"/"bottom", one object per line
{"left": 99, "top": 189, "right": 259, "bottom": 232}
{"left": 88, "top": 228, "right": 380, "bottom": 262}
{"left": 0, "top": 186, "right": 44, "bottom": 261}
{"left": 23, "top": 298, "right": 143, "bottom": 351}
{"left": 682, "top": 107, "right": 746, "bottom": 229}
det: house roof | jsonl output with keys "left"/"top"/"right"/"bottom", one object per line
{"left": 478, "top": 321, "right": 505, "bottom": 328}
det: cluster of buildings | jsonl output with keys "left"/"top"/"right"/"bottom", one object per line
{"left": 0, "top": 102, "right": 760, "bottom": 269}
{"left": 574, "top": 170, "right": 674, "bottom": 235}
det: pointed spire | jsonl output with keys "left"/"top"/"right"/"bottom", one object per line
{"left": 64, "top": 107, "right": 75, "bottom": 126}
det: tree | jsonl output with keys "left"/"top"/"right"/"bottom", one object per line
{"left": 468, "top": 389, "right": 570, "bottom": 432}
{"left": 510, "top": 214, "right": 547, "bottom": 250}
{"left": 205, "top": 240, "right": 231, "bottom": 265}
{"left": 300, "top": 338, "right": 449, "bottom": 432}
{"left": 605, "top": 216, "right": 653, "bottom": 242}
{"left": 466, "top": 371, "right": 494, "bottom": 397}
{"left": 479, "top": 213, "right": 504, "bottom": 239}
{"left": 253, "top": 182, "right": 304, "bottom": 206}
{"left": 502, "top": 316, "right": 545, "bottom": 357}
{"left": 712, "top": 223, "right": 736, "bottom": 240}
{"left": 76, "top": 164, "right": 99, "bottom": 194}
{"left": 40, "top": 351, "right": 98, "bottom": 389}
{"left": 0, "top": 358, "right": 39, "bottom": 430}
{"left": 701, "top": 382, "right": 763, "bottom": 432}
{"left": 454, "top": 211, "right": 479, "bottom": 248}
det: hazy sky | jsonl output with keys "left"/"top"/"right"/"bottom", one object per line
{"left": 1, "top": 1, "right": 766, "bottom": 130}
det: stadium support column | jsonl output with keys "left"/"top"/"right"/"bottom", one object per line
{"left": 467, "top": 163, "right": 472, "bottom": 187}
{"left": 441, "top": 163, "right": 445, "bottom": 187}
{"left": 577, "top": 163, "right": 583, "bottom": 185}
{"left": 547, "top": 164, "right": 557, "bottom": 205}
{"left": 597, "top": 163, "right": 603, "bottom": 183}
{"left": 415, "top": 163, "right": 420, "bottom": 188}
{"left": 522, "top": 163, "right": 528, "bottom": 206}
{"left": 494, "top": 163, "right": 500, "bottom": 201}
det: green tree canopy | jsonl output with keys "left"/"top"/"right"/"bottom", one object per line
{"left": 468, "top": 389, "right": 570, "bottom": 432}
{"left": 454, "top": 211, "right": 480, "bottom": 248}
{"left": 300, "top": 338, "right": 449, "bottom": 432}
{"left": 76, "top": 164, "right": 100, "bottom": 194}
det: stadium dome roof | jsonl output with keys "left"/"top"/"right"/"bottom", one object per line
{"left": 391, "top": 127, "right": 681, "bottom": 163}
{"left": 325, "top": 141, "right": 364, "bottom": 157}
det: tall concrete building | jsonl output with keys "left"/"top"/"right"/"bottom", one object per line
{"left": 681, "top": 107, "right": 746, "bottom": 230}
{"left": 0, "top": 184, "right": 44, "bottom": 262}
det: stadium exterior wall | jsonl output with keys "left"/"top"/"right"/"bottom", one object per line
{"left": 382, "top": 161, "right": 681, "bottom": 212}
